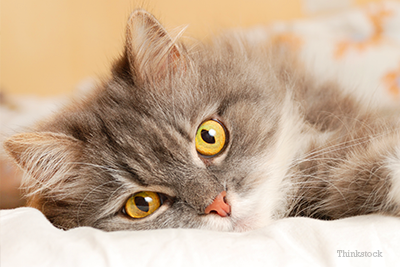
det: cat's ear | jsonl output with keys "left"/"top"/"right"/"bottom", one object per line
{"left": 125, "top": 9, "right": 188, "bottom": 84}
{"left": 4, "top": 132, "right": 81, "bottom": 189}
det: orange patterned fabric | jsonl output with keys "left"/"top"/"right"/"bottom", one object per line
{"left": 335, "top": 4, "right": 394, "bottom": 58}
{"left": 383, "top": 63, "right": 400, "bottom": 98}
{"left": 245, "top": 1, "right": 400, "bottom": 107}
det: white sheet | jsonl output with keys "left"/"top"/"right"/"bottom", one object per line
{"left": 1, "top": 208, "right": 399, "bottom": 267}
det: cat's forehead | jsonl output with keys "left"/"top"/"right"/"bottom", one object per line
{"left": 107, "top": 58, "right": 233, "bottom": 122}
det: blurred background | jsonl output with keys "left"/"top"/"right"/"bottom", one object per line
{"left": 1, "top": 0, "right": 387, "bottom": 97}
{"left": 0, "top": 0, "right": 397, "bottom": 209}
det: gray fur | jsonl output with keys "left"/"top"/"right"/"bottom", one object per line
{"left": 4, "top": 10, "right": 400, "bottom": 231}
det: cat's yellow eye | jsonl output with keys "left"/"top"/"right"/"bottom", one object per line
{"left": 195, "top": 120, "right": 227, "bottom": 156}
{"left": 125, "top": 191, "right": 161, "bottom": 219}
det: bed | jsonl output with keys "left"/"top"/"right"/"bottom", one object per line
{"left": 1, "top": 2, "right": 400, "bottom": 267}
{"left": 0, "top": 207, "right": 398, "bottom": 266}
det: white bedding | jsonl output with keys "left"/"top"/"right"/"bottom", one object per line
{"left": 1, "top": 207, "right": 399, "bottom": 267}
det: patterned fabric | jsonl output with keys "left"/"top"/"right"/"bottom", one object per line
{"left": 247, "top": 1, "right": 400, "bottom": 108}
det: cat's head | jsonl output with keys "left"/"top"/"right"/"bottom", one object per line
{"left": 4, "top": 10, "right": 300, "bottom": 231}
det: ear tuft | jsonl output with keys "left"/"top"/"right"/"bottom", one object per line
{"left": 125, "top": 9, "right": 188, "bottom": 84}
{"left": 4, "top": 132, "right": 82, "bottom": 195}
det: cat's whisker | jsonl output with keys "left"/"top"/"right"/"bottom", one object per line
{"left": 97, "top": 183, "right": 130, "bottom": 220}
{"left": 307, "top": 126, "right": 395, "bottom": 157}
{"left": 297, "top": 132, "right": 386, "bottom": 164}
{"left": 76, "top": 180, "right": 121, "bottom": 226}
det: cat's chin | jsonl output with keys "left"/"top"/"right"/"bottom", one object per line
{"left": 232, "top": 219, "right": 265, "bottom": 232}
{"left": 200, "top": 219, "right": 266, "bottom": 232}
{"left": 199, "top": 213, "right": 267, "bottom": 232}
{"left": 200, "top": 215, "right": 234, "bottom": 232}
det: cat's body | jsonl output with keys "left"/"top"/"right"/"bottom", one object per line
{"left": 4, "top": 10, "right": 400, "bottom": 231}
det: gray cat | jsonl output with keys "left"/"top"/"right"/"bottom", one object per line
{"left": 4, "top": 10, "right": 400, "bottom": 231}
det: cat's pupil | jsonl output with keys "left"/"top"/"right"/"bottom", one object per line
{"left": 134, "top": 196, "right": 150, "bottom": 212}
{"left": 201, "top": 129, "right": 216, "bottom": 144}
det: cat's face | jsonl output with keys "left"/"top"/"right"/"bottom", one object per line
{"left": 5, "top": 10, "right": 300, "bottom": 231}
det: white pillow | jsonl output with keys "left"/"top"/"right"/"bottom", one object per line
{"left": 1, "top": 208, "right": 399, "bottom": 267}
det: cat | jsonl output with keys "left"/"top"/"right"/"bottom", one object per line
{"left": 4, "top": 9, "right": 400, "bottom": 232}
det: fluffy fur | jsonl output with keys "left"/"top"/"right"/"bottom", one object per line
{"left": 4, "top": 10, "right": 400, "bottom": 231}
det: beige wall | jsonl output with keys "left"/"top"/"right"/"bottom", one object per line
{"left": 1, "top": 0, "right": 389, "bottom": 96}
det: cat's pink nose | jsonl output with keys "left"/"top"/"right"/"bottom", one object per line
{"left": 205, "top": 191, "right": 231, "bottom": 217}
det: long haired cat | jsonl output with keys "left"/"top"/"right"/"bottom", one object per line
{"left": 4, "top": 10, "right": 400, "bottom": 231}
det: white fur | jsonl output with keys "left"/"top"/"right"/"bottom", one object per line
{"left": 387, "top": 145, "right": 400, "bottom": 206}
{"left": 231, "top": 93, "right": 308, "bottom": 230}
